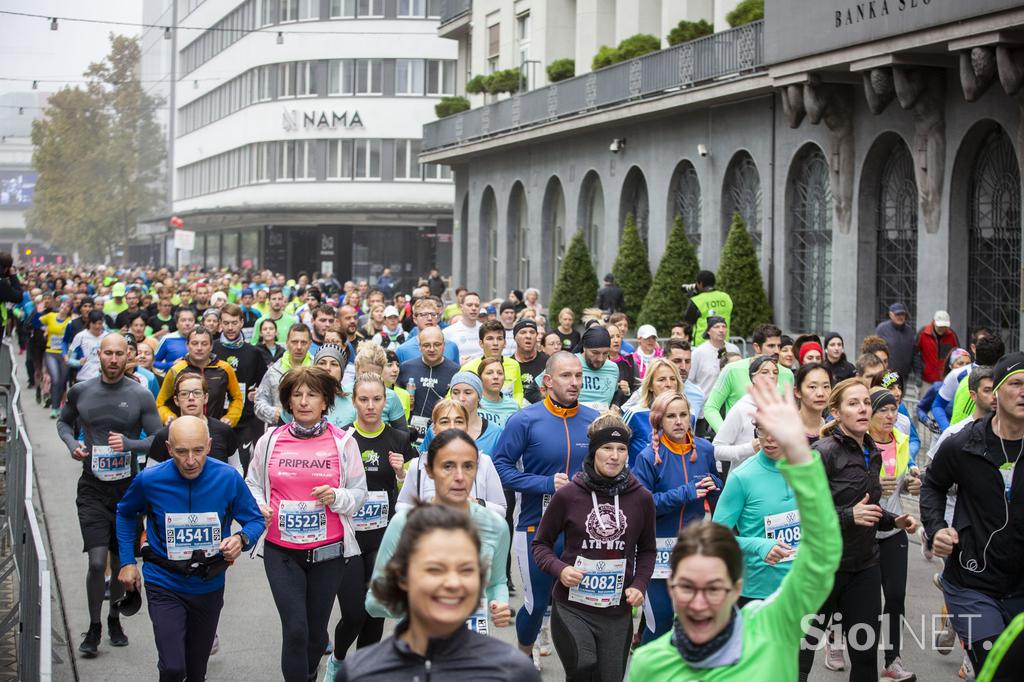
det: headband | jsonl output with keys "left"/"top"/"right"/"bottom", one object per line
{"left": 588, "top": 426, "right": 631, "bottom": 459}
{"left": 748, "top": 354, "right": 777, "bottom": 379}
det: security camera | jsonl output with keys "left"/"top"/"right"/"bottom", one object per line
{"left": 697, "top": 144, "right": 708, "bottom": 158}
{"left": 609, "top": 138, "right": 625, "bottom": 153}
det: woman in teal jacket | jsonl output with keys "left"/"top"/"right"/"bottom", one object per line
{"left": 628, "top": 382, "right": 842, "bottom": 681}
{"left": 711, "top": 419, "right": 799, "bottom": 605}
{"left": 634, "top": 391, "right": 720, "bottom": 644}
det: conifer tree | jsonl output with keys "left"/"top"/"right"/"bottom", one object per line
{"left": 639, "top": 215, "right": 700, "bottom": 331}
{"left": 611, "top": 214, "right": 653, "bottom": 323}
{"left": 716, "top": 212, "right": 773, "bottom": 338}
{"left": 548, "top": 230, "right": 599, "bottom": 318}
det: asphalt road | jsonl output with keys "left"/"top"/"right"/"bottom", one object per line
{"left": 18, "top": 356, "right": 966, "bottom": 681}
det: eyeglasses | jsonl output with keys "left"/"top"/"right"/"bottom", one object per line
{"left": 415, "top": 312, "right": 439, "bottom": 319}
{"left": 177, "top": 389, "right": 205, "bottom": 398}
{"left": 668, "top": 582, "right": 733, "bottom": 605}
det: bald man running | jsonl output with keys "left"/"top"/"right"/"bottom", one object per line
{"left": 116, "top": 416, "right": 265, "bottom": 682}
{"left": 57, "top": 333, "right": 163, "bottom": 657}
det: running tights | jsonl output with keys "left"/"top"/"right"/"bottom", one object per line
{"left": 550, "top": 600, "right": 632, "bottom": 682}
{"left": 333, "top": 551, "right": 383, "bottom": 659}
{"left": 798, "top": 564, "right": 882, "bottom": 682}
{"left": 43, "top": 353, "right": 65, "bottom": 409}
{"left": 263, "top": 543, "right": 345, "bottom": 682}
{"left": 86, "top": 547, "right": 122, "bottom": 623}
{"left": 879, "top": 531, "right": 908, "bottom": 666}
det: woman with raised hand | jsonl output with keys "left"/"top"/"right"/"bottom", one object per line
{"left": 245, "top": 366, "right": 367, "bottom": 682}
{"left": 797, "top": 378, "right": 919, "bottom": 682}
{"left": 366, "top": 430, "right": 513, "bottom": 638}
{"left": 338, "top": 503, "right": 539, "bottom": 681}
{"left": 628, "top": 379, "right": 842, "bottom": 680}
{"left": 532, "top": 412, "right": 656, "bottom": 681}
{"left": 633, "top": 392, "right": 720, "bottom": 643}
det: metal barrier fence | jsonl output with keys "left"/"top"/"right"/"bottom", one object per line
{"left": 423, "top": 20, "right": 765, "bottom": 152}
{"left": 0, "top": 344, "right": 52, "bottom": 681}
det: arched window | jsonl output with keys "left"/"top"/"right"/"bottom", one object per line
{"left": 670, "top": 160, "right": 702, "bottom": 249}
{"left": 619, "top": 167, "right": 650, "bottom": 248}
{"left": 875, "top": 140, "right": 918, "bottom": 324}
{"left": 787, "top": 145, "right": 833, "bottom": 332}
{"left": 967, "top": 127, "right": 1021, "bottom": 348}
{"left": 480, "top": 187, "right": 498, "bottom": 298}
{"left": 721, "top": 151, "right": 762, "bottom": 259}
{"left": 542, "top": 177, "right": 567, "bottom": 296}
{"left": 578, "top": 171, "right": 604, "bottom": 265}
{"left": 507, "top": 182, "right": 529, "bottom": 290}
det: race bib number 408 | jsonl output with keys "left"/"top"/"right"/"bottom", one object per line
{"left": 764, "top": 510, "right": 801, "bottom": 563}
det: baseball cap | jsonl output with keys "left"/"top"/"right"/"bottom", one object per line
{"left": 702, "top": 316, "right": 727, "bottom": 339}
{"left": 241, "top": 287, "right": 254, "bottom": 297}
{"left": 933, "top": 310, "right": 951, "bottom": 327}
{"left": 888, "top": 303, "right": 908, "bottom": 315}
{"left": 637, "top": 324, "right": 658, "bottom": 339}
{"left": 992, "top": 352, "right": 1024, "bottom": 391}
{"left": 383, "top": 305, "right": 400, "bottom": 318}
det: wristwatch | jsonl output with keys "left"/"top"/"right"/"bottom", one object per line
{"left": 234, "top": 531, "right": 250, "bottom": 549}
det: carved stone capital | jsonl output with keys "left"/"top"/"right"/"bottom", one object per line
{"left": 863, "top": 68, "right": 895, "bottom": 115}
{"left": 959, "top": 47, "right": 997, "bottom": 101}
{"left": 781, "top": 84, "right": 805, "bottom": 129}
{"left": 997, "top": 44, "right": 1024, "bottom": 96}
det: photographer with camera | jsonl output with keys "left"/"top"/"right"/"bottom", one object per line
{"left": 0, "top": 252, "right": 24, "bottom": 340}
{"left": 684, "top": 270, "right": 733, "bottom": 347}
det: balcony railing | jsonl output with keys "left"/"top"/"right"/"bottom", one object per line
{"left": 439, "top": 0, "right": 471, "bottom": 26}
{"left": 423, "top": 20, "right": 765, "bottom": 152}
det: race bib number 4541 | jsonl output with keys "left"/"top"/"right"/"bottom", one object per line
{"left": 164, "top": 512, "right": 221, "bottom": 561}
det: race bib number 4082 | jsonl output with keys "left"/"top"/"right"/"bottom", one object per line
{"left": 568, "top": 556, "right": 626, "bottom": 608}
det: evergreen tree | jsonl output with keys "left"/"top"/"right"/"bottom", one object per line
{"left": 639, "top": 215, "right": 700, "bottom": 331}
{"left": 611, "top": 214, "right": 652, "bottom": 323}
{"left": 548, "top": 230, "right": 599, "bottom": 319}
{"left": 716, "top": 212, "right": 773, "bottom": 338}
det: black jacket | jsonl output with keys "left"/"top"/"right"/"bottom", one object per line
{"left": 338, "top": 619, "right": 540, "bottom": 682}
{"left": 824, "top": 356, "right": 856, "bottom": 383}
{"left": 595, "top": 285, "right": 625, "bottom": 314}
{"left": 921, "top": 414, "right": 1024, "bottom": 597}
{"left": 813, "top": 428, "right": 896, "bottom": 572}
{"left": 214, "top": 339, "right": 268, "bottom": 423}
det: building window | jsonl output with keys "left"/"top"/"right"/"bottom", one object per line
{"left": 254, "top": 142, "right": 270, "bottom": 182}
{"left": 874, "top": 140, "right": 918, "bottom": 325}
{"left": 398, "top": 0, "right": 427, "bottom": 17}
{"left": 426, "top": 60, "right": 455, "bottom": 95}
{"left": 330, "top": 0, "right": 355, "bottom": 17}
{"left": 673, "top": 161, "right": 702, "bottom": 251}
{"left": 256, "top": 65, "right": 272, "bottom": 101}
{"left": 279, "top": 63, "right": 296, "bottom": 97}
{"left": 358, "top": 0, "right": 384, "bottom": 17}
{"left": 487, "top": 20, "right": 500, "bottom": 72}
{"left": 355, "top": 59, "right": 382, "bottom": 94}
{"left": 354, "top": 139, "right": 381, "bottom": 179}
{"left": 279, "top": 140, "right": 295, "bottom": 180}
{"left": 280, "top": 0, "right": 299, "bottom": 22}
{"left": 787, "top": 145, "right": 833, "bottom": 332}
{"left": 427, "top": 0, "right": 441, "bottom": 17}
{"left": 722, "top": 151, "right": 762, "bottom": 261}
{"left": 328, "top": 60, "right": 354, "bottom": 95}
{"left": 395, "top": 139, "right": 421, "bottom": 179}
{"left": 328, "top": 139, "right": 355, "bottom": 178}
{"left": 423, "top": 162, "right": 451, "bottom": 181}
{"left": 299, "top": 0, "right": 318, "bottom": 20}
{"left": 296, "top": 61, "right": 318, "bottom": 97}
{"left": 396, "top": 59, "right": 425, "bottom": 95}
{"left": 517, "top": 12, "right": 530, "bottom": 86}
{"left": 258, "top": 0, "right": 275, "bottom": 26}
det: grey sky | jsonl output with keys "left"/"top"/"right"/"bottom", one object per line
{"left": 0, "top": 0, "right": 142, "bottom": 99}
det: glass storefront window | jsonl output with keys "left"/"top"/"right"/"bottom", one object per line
{"left": 240, "top": 230, "right": 260, "bottom": 270}
{"left": 222, "top": 232, "right": 239, "bottom": 269}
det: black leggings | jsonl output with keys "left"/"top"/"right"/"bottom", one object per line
{"left": 86, "top": 546, "right": 123, "bottom": 623}
{"left": 798, "top": 564, "right": 882, "bottom": 682}
{"left": 264, "top": 543, "right": 345, "bottom": 682}
{"left": 332, "top": 551, "right": 383, "bottom": 659}
{"left": 550, "top": 600, "right": 632, "bottom": 682}
{"left": 879, "top": 531, "right": 908, "bottom": 666}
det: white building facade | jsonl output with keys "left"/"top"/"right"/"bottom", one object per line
{"left": 136, "top": 0, "right": 456, "bottom": 289}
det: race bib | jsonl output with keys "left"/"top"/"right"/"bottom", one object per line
{"left": 465, "top": 598, "right": 489, "bottom": 635}
{"left": 652, "top": 537, "right": 677, "bottom": 579}
{"left": 410, "top": 415, "right": 430, "bottom": 433}
{"left": 164, "top": 511, "right": 221, "bottom": 561}
{"left": 352, "top": 490, "right": 389, "bottom": 531}
{"left": 278, "top": 500, "right": 327, "bottom": 544}
{"left": 48, "top": 335, "right": 63, "bottom": 352}
{"left": 1001, "top": 462, "right": 1015, "bottom": 498}
{"left": 225, "top": 383, "right": 245, "bottom": 410}
{"left": 764, "top": 510, "right": 801, "bottom": 562}
{"left": 568, "top": 556, "right": 626, "bottom": 608}
{"left": 542, "top": 493, "right": 552, "bottom": 516}
{"left": 91, "top": 445, "right": 132, "bottom": 482}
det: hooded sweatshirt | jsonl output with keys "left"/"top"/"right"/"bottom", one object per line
{"left": 531, "top": 470, "right": 656, "bottom": 616}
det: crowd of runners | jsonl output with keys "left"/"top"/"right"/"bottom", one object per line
{"left": 4, "top": 258, "right": 1022, "bottom": 681}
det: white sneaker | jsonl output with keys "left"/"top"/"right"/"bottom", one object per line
{"left": 823, "top": 636, "right": 845, "bottom": 672}
{"left": 537, "top": 625, "right": 553, "bottom": 656}
{"left": 880, "top": 656, "right": 916, "bottom": 681}
{"left": 531, "top": 646, "right": 541, "bottom": 671}
{"left": 210, "top": 633, "right": 219, "bottom": 656}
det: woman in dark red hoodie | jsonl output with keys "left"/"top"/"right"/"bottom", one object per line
{"left": 532, "top": 413, "right": 657, "bottom": 681}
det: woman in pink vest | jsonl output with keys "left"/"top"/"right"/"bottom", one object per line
{"left": 246, "top": 365, "right": 367, "bottom": 682}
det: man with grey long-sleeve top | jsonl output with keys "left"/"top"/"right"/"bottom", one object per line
{"left": 56, "top": 334, "right": 163, "bottom": 658}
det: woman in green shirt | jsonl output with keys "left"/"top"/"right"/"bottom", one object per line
{"left": 629, "top": 382, "right": 842, "bottom": 681}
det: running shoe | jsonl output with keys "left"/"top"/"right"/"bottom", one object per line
{"left": 934, "top": 627, "right": 956, "bottom": 655}
{"left": 107, "top": 617, "right": 128, "bottom": 647}
{"left": 79, "top": 623, "right": 101, "bottom": 657}
{"left": 920, "top": 530, "right": 934, "bottom": 561}
{"left": 880, "top": 656, "right": 916, "bottom": 681}
{"left": 210, "top": 633, "right": 219, "bottom": 655}
{"left": 932, "top": 572, "right": 943, "bottom": 591}
{"left": 325, "top": 640, "right": 333, "bottom": 655}
{"left": 531, "top": 646, "right": 541, "bottom": 671}
{"left": 49, "top": 408, "right": 59, "bottom": 419}
{"left": 823, "top": 637, "right": 846, "bottom": 671}
{"left": 325, "top": 654, "right": 342, "bottom": 681}
{"left": 537, "top": 625, "right": 553, "bottom": 656}
{"left": 959, "top": 654, "right": 975, "bottom": 680}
